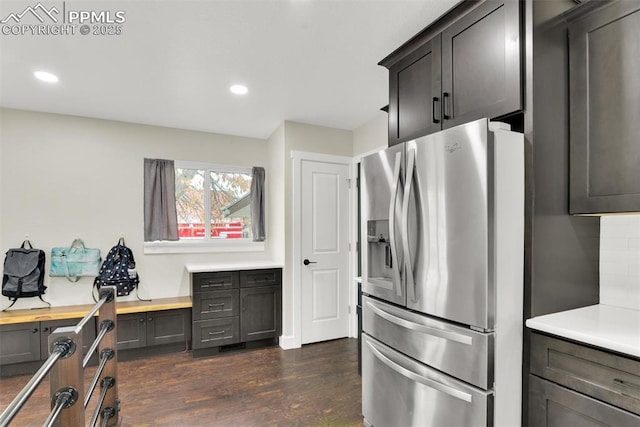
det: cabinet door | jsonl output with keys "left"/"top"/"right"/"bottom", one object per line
{"left": 117, "top": 313, "right": 147, "bottom": 350}
{"left": 441, "top": 0, "right": 521, "bottom": 129}
{"left": 240, "top": 285, "right": 282, "bottom": 342}
{"left": 388, "top": 34, "right": 442, "bottom": 146}
{"left": 40, "top": 318, "right": 96, "bottom": 359}
{"left": 569, "top": 1, "right": 640, "bottom": 213}
{"left": 0, "top": 322, "right": 40, "bottom": 365}
{"left": 146, "top": 309, "right": 191, "bottom": 346}
{"left": 529, "top": 375, "right": 640, "bottom": 426}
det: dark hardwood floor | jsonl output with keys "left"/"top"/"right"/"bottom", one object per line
{"left": 0, "top": 338, "right": 363, "bottom": 426}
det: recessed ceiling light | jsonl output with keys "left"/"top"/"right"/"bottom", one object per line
{"left": 34, "top": 71, "right": 59, "bottom": 83}
{"left": 230, "top": 84, "right": 248, "bottom": 95}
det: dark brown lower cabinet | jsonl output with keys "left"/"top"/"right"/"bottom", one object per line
{"left": 240, "top": 285, "right": 281, "bottom": 342}
{"left": 117, "top": 309, "right": 190, "bottom": 350}
{"left": 0, "top": 322, "right": 40, "bottom": 365}
{"left": 0, "top": 319, "right": 97, "bottom": 376}
{"left": 191, "top": 268, "right": 282, "bottom": 356}
{"left": 529, "top": 332, "right": 640, "bottom": 426}
{"left": 529, "top": 375, "right": 640, "bottom": 426}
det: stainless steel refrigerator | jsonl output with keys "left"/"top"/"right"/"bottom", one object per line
{"left": 360, "top": 118, "right": 524, "bottom": 427}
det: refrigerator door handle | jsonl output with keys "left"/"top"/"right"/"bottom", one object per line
{"left": 365, "top": 300, "right": 472, "bottom": 345}
{"left": 366, "top": 339, "right": 473, "bottom": 403}
{"left": 388, "top": 151, "right": 403, "bottom": 296}
{"left": 402, "top": 147, "right": 416, "bottom": 302}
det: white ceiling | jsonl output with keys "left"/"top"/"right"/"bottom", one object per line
{"left": 0, "top": 0, "right": 459, "bottom": 139}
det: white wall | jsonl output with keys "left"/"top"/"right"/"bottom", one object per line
{"left": 0, "top": 108, "right": 276, "bottom": 309}
{"left": 600, "top": 215, "right": 640, "bottom": 310}
{"left": 1, "top": 108, "right": 363, "bottom": 349}
{"left": 352, "top": 112, "right": 387, "bottom": 157}
{"left": 280, "top": 121, "right": 353, "bottom": 346}
{"left": 267, "top": 123, "right": 286, "bottom": 265}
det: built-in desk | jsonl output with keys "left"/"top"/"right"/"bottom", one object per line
{"left": 185, "top": 263, "right": 283, "bottom": 357}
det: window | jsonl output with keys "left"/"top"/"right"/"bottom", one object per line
{"left": 144, "top": 160, "right": 264, "bottom": 254}
{"left": 175, "top": 161, "right": 252, "bottom": 240}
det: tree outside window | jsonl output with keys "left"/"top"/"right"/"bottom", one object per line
{"left": 175, "top": 165, "right": 252, "bottom": 240}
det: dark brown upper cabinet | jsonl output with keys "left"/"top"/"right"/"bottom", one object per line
{"left": 388, "top": 35, "right": 442, "bottom": 144}
{"left": 569, "top": 0, "right": 640, "bottom": 214}
{"left": 382, "top": 0, "right": 522, "bottom": 146}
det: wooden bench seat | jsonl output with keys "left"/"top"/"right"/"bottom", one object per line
{"left": 0, "top": 296, "right": 192, "bottom": 325}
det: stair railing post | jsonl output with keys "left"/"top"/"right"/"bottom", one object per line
{"left": 97, "top": 286, "right": 119, "bottom": 426}
{"left": 48, "top": 326, "right": 84, "bottom": 426}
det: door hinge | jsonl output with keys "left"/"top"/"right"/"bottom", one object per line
{"left": 346, "top": 178, "right": 351, "bottom": 189}
{"left": 348, "top": 305, "right": 351, "bottom": 314}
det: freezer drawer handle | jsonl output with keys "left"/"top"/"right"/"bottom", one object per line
{"left": 366, "top": 340, "right": 473, "bottom": 403}
{"left": 366, "top": 300, "right": 472, "bottom": 345}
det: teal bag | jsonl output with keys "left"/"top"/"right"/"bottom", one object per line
{"left": 50, "top": 239, "right": 101, "bottom": 282}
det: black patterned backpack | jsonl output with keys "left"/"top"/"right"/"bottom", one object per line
{"left": 94, "top": 238, "right": 141, "bottom": 298}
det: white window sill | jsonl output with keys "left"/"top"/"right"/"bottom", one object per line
{"left": 143, "top": 239, "right": 265, "bottom": 254}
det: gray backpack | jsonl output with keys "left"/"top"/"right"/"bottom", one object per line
{"left": 2, "top": 240, "right": 50, "bottom": 310}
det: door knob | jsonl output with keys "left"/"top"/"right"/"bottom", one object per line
{"left": 303, "top": 259, "right": 317, "bottom": 266}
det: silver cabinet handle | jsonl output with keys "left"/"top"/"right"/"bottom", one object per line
{"left": 388, "top": 151, "right": 403, "bottom": 297}
{"left": 402, "top": 147, "right": 416, "bottom": 302}
{"left": 366, "top": 339, "right": 472, "bottom": 403}
{"left": 366, "top": 300, "right": 472, "bottom": 345}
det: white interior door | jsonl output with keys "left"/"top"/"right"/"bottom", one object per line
{"left": 301, "top": 159, "right": 350, "bottom": 344}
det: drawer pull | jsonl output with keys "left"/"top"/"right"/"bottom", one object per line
{"left": 614, "top": 378, "right": 640, "bottom": 393}
{"left": 202, "top": 282, "right": 226, "bottom": 288}
{"left": 208, "top": 303, "right": 225, "bottom": 308}
{"left": 209, "top": 331, "right": 225, "bottom": 335}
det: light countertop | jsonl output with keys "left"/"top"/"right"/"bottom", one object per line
{"left": 526, "top": 304, "right": 640, "bottom": 358}
{"left": 185, "top": 262, "right": 284, "bottom": 273}
{"left": 0, "top": 297, "right": 192, "bottom": 325}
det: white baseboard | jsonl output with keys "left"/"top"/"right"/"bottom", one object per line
{"left": 279, "top": 335, "right": 300, "bottom": 350}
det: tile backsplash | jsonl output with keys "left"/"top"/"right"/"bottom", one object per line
{"left": 600, "top": 215, "right": 640, "bottom": 310}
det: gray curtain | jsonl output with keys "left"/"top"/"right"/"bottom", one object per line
{"left": 144, "top": 158, "right": 179, "bottom": 241}
{"left": 250, "top": 166, "right": 266, "bottom": 242}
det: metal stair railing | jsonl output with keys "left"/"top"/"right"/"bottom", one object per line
{"left": 0, "top": 286, "right": 120, "bottom": 427}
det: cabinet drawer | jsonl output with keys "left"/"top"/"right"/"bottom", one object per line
{"left": 192, "top": 317, "right": 240, "bottom": 349}
{"left": 192, "top": 290, "right": 239, "bottom": 321}
{"left": 531, "top": 333, "right": 640, "bottom": 415}
{"left": 239, "top": 268, "right": 282, "bottom": 287}
{"left": 529, "top": 375, "right": 640, "bottom": 426}
{"left": 192, "top": 271, "right": 239, "bottom": 292}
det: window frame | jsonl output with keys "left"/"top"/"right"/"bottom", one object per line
{"left": 143, "top": 160, "right": 264, "bottom": 254}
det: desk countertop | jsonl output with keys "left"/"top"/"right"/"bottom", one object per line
{"left": 185, "top": 262, "right": 284, "bottom": 273}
